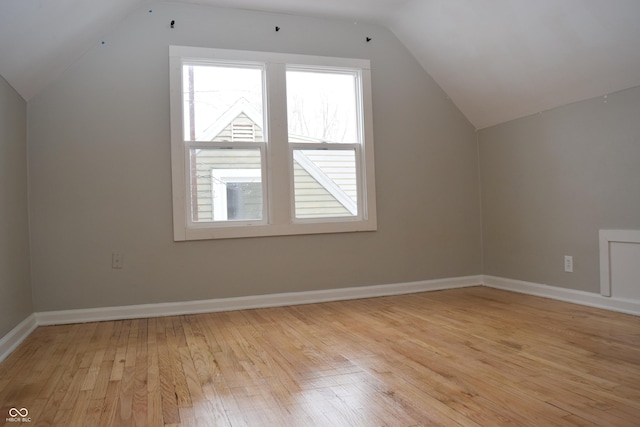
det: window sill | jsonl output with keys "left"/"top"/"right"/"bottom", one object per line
{"left": 174, "top": 218, "right": 377, "bottom": 241}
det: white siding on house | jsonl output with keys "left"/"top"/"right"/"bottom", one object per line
{"left": 210, "top": 113, "right": 264, "bottom": 142}
{"left": 293, "top": 160, "right": 351, "bottom": 218}
{"left": 299, "top": 149, "right": 357, "bottom": 203}
{"left": 193, "top": 111, "right": 358, "bottom": 221}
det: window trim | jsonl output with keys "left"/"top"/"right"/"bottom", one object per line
{"left": 169, "top": 46, "right": 377, "bottom": 240}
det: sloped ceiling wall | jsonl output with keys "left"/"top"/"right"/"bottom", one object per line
{"left": 0, "top": 0, "right": 149, "bottom": 101}
{"left": 1, "top": 0, "right": 639, "bottom": 128}
{"left": 391, "top": 0, "right": 640, "bottom": 129}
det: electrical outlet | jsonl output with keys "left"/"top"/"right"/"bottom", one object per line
{"left": 564, "top": 255, "right": 573, "bottom": 273}
{"left": 112, "top": 252, "right": 123, "bottom": 269}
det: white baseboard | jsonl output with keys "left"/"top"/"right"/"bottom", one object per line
{"left": 37, "top": 275, "right": 483, "bottom": 326}
{"left": 483, "top": 275, "right": 640, "bottom": 316}
{"left": 5, "top": 274, "right": 637, "bottom": 363}
{"left": 0, "top": 314, "right": 38, "bottom": 363}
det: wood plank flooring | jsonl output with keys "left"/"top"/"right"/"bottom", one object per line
{"left": 1, "top": 286, "right": 640, "bottom": 426}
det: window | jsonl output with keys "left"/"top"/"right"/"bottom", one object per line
{"left": 211, "top": 168, "right": 262, "bottom": 221}
{"left": 170, "top": 46, "right": 377, "bottom": 240}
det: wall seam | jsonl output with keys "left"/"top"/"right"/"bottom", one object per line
{"left": 476, "top": 129, "right": 484, "bottom": 274}
{"left": 25, "top": 100, "right": 36, "bottom": 313}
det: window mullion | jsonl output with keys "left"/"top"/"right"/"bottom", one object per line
{"left": 265, "top": 62, "right": 291, "bottom": 226}
{"left": 289, "top": 142, "right": 359, "bottom": 151}
{"left": 187, "top": 141, "right": 263, "bottom": 149}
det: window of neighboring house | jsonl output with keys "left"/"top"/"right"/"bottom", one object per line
{"left": 211, "top": 168, "right": 262, "bottom": 221}
{"left": 170, "top": 46, "right": 377, "bottom": 240}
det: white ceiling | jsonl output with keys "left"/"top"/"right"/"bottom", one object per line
{"left": 1, "top": 0, "right": 639, "bottom": 129}
{"left": 391, "top": 0, "right": 640, "bottom": 128}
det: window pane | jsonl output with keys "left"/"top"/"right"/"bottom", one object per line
{"left": 287, "top": 70, "right": 358, "bottom": 144}
{"left": 293, "top": 149, "right": 357, "bottom": 219}
{"left": 183, "top": 65, "right": 264, "bottom": 142}
{"left": 189, "top": 148, "right": 263, "bottom": 222}
{"left": 226, "top": 182, "right": 262, "bottom": 220}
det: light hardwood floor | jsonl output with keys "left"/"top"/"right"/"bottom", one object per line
{"left": 1, "top": 286, "right": 640, "bottom": 426}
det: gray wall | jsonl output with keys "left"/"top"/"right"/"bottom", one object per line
{"left": 28, "top": 3, "right": 481, "bottom": 312}
{"left": 0, "top": 74, "right": 33, "bottom": 336}
{"left": 479, "top": 86, "right": 640, "bottom": 292}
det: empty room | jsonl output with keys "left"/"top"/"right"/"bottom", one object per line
{"left": 1, "top": 0, "right": 639, "bottom": 425}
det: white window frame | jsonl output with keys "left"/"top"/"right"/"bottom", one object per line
{"left": 170, "top": 46, "right": 377, "bottom": 240}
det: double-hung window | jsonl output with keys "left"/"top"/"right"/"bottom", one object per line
{"left": 169, "top": 46, "right": 377, "bottom": 240}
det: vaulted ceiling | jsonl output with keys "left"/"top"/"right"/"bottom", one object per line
{"left": 1, "top": 0, "right": 639, "bottom": 129}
